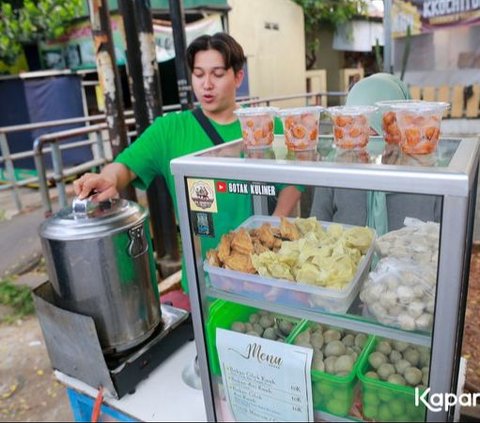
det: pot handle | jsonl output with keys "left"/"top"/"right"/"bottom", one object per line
{"left": 72, "top": 195, "right": 112, "bottom": 218}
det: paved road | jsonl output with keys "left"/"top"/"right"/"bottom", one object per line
{"left": 0, "top": 207, "right": 46, "bottom": 278}
{"left": 0, "top": 185, "right": 64, "bottom": 279}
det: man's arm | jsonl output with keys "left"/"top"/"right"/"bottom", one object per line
{"left": 272, "top": 186, "right": 302, "bottom": 217}
{"left": 73, "top": 162, "right": 137, "bottom": 201}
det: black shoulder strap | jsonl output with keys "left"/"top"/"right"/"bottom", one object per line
{"left": 192, "top": 107, "right": 225, "bottom": 146}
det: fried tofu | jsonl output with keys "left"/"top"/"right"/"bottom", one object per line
{"left": 257, "top": 223, "right": 276, "bottom": 249}
{"left": 206, "top": 249, "right": 220, "bottom": 267}
{"left": 231, "top": 228, "right": 254, "bottom": 255}
{"left": 223, "top": 253, "right": 256, "bottom": 274}
{"left": 217, "top": 233, "right": 233, "bottom": 263}
{"left": 253, "top": 239, "right": 270, "bottom": 254}
{"left": 280, "top": 217, "right": 300, "bottom": 241}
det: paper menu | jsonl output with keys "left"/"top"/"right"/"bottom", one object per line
{"left": 216, "top": 328, "right": 314, "bottom": 422}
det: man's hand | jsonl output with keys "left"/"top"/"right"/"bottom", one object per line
{"left": 73, "top": 163, "right": 136, "bottom": 202}
{"left": 73, "top": 172, "right": 118, "bottom": 201}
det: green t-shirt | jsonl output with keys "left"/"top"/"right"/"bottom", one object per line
{"left": 115, "top": 109, "right": 284, "bottom": 292}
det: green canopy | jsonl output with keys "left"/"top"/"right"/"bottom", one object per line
{"left": 79, "top": 0, "right": 229, "bottom": 16}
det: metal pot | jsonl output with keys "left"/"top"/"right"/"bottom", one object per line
{"left": 39, "top": 197, "right": 161, "bottom": 354}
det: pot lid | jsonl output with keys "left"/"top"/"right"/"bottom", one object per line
{"left": 39, "top": 197, "right": 148, "bottom": 240}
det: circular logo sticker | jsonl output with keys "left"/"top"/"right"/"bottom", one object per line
{"left": 190, "top": 181, "right": 215, "bottom": 210}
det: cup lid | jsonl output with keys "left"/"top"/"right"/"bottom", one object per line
{"left": 327, "top": 105, "right": 378, "bottom": 115}
{"left": 277, "top": 106, "right": 324, "bottom": 116}
{"left": 375, "top": 99, "right": 419, "bottom": 108}
{"left": 386, "top": 100, "right": 450, "bottom": 113}
{"left": 234, "top": 107, "right": 279, "bottom": 116}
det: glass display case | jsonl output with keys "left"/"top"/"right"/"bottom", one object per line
{"left": 171, "top": 136, "right": 479, "bottom": 422}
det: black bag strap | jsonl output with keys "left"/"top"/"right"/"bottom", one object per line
{"left": 192, "top": 107, "right": 224, "bottom": 146}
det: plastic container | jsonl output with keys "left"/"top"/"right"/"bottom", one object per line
{"left": 204, "top": 216, "right": 375, "bottom": 313}
{"left": 291, "top": 321, "right": 372, "bottom": 417}
{"left": 375, "top": 99, "right": 411, "bottom": 145}
{"left": 327, "top": 106, "right": 377, "bottom": 149}
{"left": 387, "top": 101, "right": 449, "bottom": 155}
{"left": 357, "top": 337, "right": 427, "bottom": 422}
{"left": 205, "top": 300, "right": 300, "bottom": 375}
{"left": 234, "top": 107, "right": 278, "bottom": 149}
{"left": 278, "top": 106, "right": 324, "bottom": 151}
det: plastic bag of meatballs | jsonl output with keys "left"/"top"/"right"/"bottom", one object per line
{"left": 359, "top": 257, "right": 436, "bottom": 332}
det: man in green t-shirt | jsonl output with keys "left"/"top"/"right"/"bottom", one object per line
{"left": 73, "top": 32, "right": 301, "bottom": 292}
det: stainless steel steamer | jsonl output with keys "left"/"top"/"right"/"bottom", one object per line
{"left": 39, "top": 197, "right": 161, "bottom": 353}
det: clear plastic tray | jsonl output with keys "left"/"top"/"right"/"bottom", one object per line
{"left": 204, "top": 216, "right": 375, "bottom": 313}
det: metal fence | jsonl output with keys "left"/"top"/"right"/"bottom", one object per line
{"left": 0, "top": 91, "right": 346, "bottom": 215}
{"left": 1, "top": 112, "right": 125, "bottom": 212}
{"left": 33, "top": 119, "right": 136, "bottom": 215}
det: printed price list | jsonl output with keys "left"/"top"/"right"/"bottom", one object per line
{"left": 217, "top": 329, "right": 313, "bottom": 422}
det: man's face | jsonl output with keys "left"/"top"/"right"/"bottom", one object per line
{"left": 191, "top": 49, "right": 244, "bottom": 115}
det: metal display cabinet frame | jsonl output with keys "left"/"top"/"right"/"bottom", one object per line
{"left": 171, "top": 137, "right": 480, "bottom": 422}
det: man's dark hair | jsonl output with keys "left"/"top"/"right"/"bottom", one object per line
{"left": 186, "top": 32, "right": 246, "bottom": 74}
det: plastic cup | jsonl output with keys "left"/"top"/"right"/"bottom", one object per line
{"left": 388, "top": 101, "right": 449, "bottom": 155}
{"left": 278, "top": 106, "right": 324, "bottom": 151}
{"left": 375, "top": 100, "right": 410, "bottom": 145}
{"left": 328, "top": 106, "right": 377, "bottom": 149}
{"left": 234, "top": 107, "right": 278, "bottom": 149}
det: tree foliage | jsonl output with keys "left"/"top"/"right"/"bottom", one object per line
{"left": 292, "top": 0, "right": 370, "bottom": 69}
{"left": 0, "top": 0, "right": 82, "bottom": 65}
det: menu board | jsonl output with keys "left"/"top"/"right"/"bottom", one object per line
{"left": 217, "top": 328, "right": 314, "bottom": 422}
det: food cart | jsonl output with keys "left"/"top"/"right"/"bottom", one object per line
{"left": 171, "top": 135, "right": 479, "bottom": 422}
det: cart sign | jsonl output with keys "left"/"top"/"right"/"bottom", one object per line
{"left": 392, "top": 0, "right": 480, "bottom": 37}
{"left": 217, "top": 328, "right": 314, "bottom": 422}
{"left": 226, "top": 182, "right": 277, "bottom": 196}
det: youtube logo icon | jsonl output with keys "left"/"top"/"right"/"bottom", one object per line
{"left": 216, "top": 181, "right": 227, "bottom": 193}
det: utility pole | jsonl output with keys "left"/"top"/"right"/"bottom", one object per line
{"left": 383, "top": 0, "right": 393, "bottom": 74}
{"left": 87, "top": 0, "right": 136, "bottom": 201}
{"left": 168, "top": 0, "right": 194, "bottom": 110}
{"left": 118, "top": 0, "right": 180, "bottom": 277}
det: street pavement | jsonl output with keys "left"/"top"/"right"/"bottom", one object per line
{"left": 0, "top": 184, "right": 58, "bottom": 280}
{"left": 0, "top": 206, "right": 45, "bottom": 279}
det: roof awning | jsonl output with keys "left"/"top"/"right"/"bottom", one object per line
{"left": 78, "top": 0, "right": 229, "bottom": 16}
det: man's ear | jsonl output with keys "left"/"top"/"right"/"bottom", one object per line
{"left": 234, "top": 69, "right": 245, "bottom": 89}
